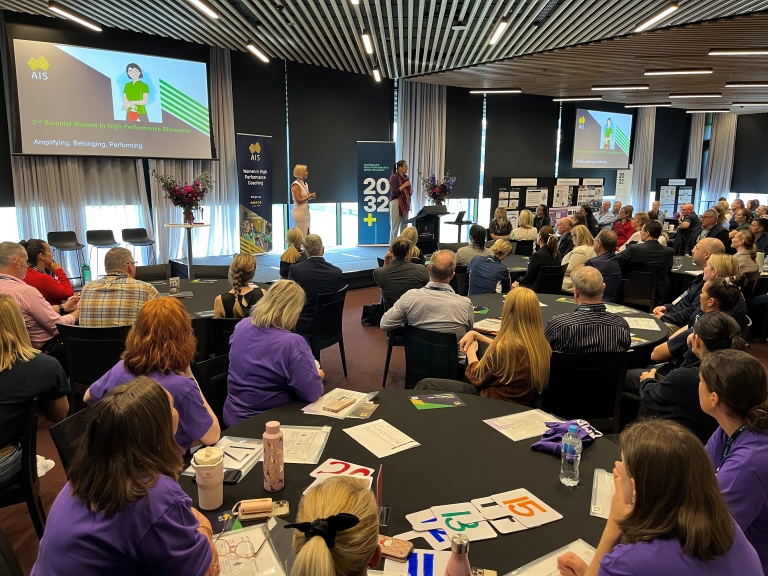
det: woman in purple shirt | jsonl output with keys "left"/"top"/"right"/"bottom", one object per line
{"left": 557, "top": 419, "right": 761, "bottom": 576}
{"left": 224, "top": 280, "right": 324, "bottom": 426}
{"left": 33, "top": 377, "right": 219, "bottom": 576}
{"left": 700, "top": 349, "right": 768, "bottom": 575}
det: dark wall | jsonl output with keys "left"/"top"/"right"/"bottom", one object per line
{"left": 483, "top": 94, "right": 559, "bottom": 197}
{"left": 0, "top": 41, "right": 12, "bottom": 208}
{"left": 287, "top": 61, "right": 393, "bottom": 204}
{"left": 445, "top": 87, "right": 482, "bottom": 198}
{"left": 732, "top": 112, "right": 768, "bottom": 194}
{"left": 650, "top": 107, "right": 690, "bottom": 186}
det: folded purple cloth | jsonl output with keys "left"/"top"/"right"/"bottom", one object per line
{"left": 530, "top": 419, "right": 603, "bottom": 456}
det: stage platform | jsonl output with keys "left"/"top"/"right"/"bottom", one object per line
{"left": 170, "top": 245, "right": 389, "bottom": 290}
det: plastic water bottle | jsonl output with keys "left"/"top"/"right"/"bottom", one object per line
{"left": 81, "top": 263, "right": 92, "bottom": 284}
{"left": 559, "top": 424, "right": 583, "bottom": 486}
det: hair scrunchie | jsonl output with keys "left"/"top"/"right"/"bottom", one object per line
{"left": 285, "top": 513, "right": 359, "bottom": 549}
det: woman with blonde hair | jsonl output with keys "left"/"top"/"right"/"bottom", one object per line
{"left": 562, "top": 225, "right": 595, "bottom": 293}
{"left": 401, "top": 225, "right": 423, "bottom": 264}
{"left": 713, "top": 203, "right": 728, "bottom": 226}
{"left": 213, "top": 254, "right": 266, "bottom": 318}
{"left": 291, "top": 164, "right": 316, "bottom": 237}
{"left": 280, "top": 227, "right": 308, "bottom": 278}
{"left": 224, "top": 280, "right": 324, "bottom": 426}
{"left": 489, "top": 207, "right": 512, "bottom": 240}
{"left": 416, "top": 287, "right": 551, "bottom": 407}
{"left": 467, "top": 239, "right": 512, "bottom": 295}
{"left": 510, "top": 209, "right": 538, "bottom": 240}
{"left": 85, "top": 297, "right": 220, "bottom": 452}
{"left": 288, "top": 476, "right": 381, "bottom": 576}
{"left": 0, "top": 294, "right": 69, "bottom": 484}
{"left": 731, "top": 229, "right": 759, "bottom": 276}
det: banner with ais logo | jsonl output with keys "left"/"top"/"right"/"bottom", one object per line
{"left": 236, "top": 133, "right": 273, "bottom": 254}
{"left": 358, "top": 141, "right": 395, "bottom": 245}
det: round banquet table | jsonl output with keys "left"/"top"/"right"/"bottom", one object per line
{"left": 179, "top": 390, "right": 620, "bottom": 574}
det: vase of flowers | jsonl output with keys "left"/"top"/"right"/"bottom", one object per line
{"left": 153, "top": 170, "right": 213, "bottom": 225}
{"left": 419, "top": 171, "right": 456, "bottom": 206}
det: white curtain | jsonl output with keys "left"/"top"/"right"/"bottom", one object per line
{"left": 702, "top": 112, "right": 738, "bottom": 209}
{"left": 686, "top": 112, "right": 705, "bottom": 198}
{"left": 629, "top": 107, "right": 656, "bottom": 212}
{"left": 396, "top": 81, "right": 447, "bottom": 213}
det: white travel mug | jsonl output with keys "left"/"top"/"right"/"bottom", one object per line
{"left": 758, "top": 251, "right": 765, "bottom": 271}
{"left": 193, "top": 447, "right": 224, "bottom": 510}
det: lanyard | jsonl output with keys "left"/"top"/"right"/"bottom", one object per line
{"left": 717, "top": 424, "right": 749, "bottom": 472}
{"left": 0, "top": 274, "right": 19, "bottom": 282}
{"left": 576, "top": 304, "right": 605, "bottom": 313}
{"left": 426, "top": 286, "right": 451, "bottom": 293}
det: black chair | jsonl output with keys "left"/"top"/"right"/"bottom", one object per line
{"left": 194, "top": 265, "right": 230, "bottom": 280}
{"left": 450, "top": 264, "right": 470, "bottom": 296}
{"left": 621, "top": 263, "right": 659, "bottom": 312}
{"left": 191, "top": 355, "right": 229, "bottom": 424}
{"left": 514, "top": 240, "right": 534, "bottom": 256}
{"left": 0, "top": 527, "right": 23, "bottom": 576}
{"left": 0, "top": 399, "right": 46, "bottom": 539}
{"left": 310, "top": 285, "right": 349, "bottom": 377}
{"left": 210, "top": 318, "right": 241, "bottom": 357}
{"left": 122, "top": 228, "right": 156, "bottom": 265}
{"left": 134, "top": 263, "right": 171, "bottom": 282}
{"left": 401, "top": 325, "right": 460, "bottom": 389}
{"left": 541, "top": 350, "right": 635, "bottom": 434}
{"left": 47, "top": 231, "right": 85, "bottom": 277}
{"left": 616, "top": 278, "right": 629, "bottom": 304}
{"left": 438, "top": 242, "right": 468, "bottom": 253}
{"left": 58, "top": 324, "right": 131, "bottom": 411}
{"left": 49, "top": 406, "right": 92, "bottom": 472}
{"left": 380, "top": 299, "right": 404, "bottom": 388}
{"left": 85, "top": 230, "right": 120, "bottom": 273}
{"left": 536, "top": 264, "right": 568, "bottom": 295}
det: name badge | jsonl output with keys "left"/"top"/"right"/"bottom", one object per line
{"left": 671, "top": 290, "right": 688, "bottom": 306}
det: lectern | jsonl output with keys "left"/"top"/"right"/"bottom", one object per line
{"left": 404, "top": 205, "right": 448, "bottom": 255}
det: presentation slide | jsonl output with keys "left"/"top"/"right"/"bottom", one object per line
{"left": 13, "top": 39, "right": 213, "bottom": 159}
{"left": 571, "top": 109, "right": 632, "bottom": 170}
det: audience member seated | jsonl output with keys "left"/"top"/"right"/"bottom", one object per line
{"left": 686, "top": 209, "right": 731, "bottom": 254}
{"left": 467, "top": 239, "right": 512, "bottom": 295}
{"left": 748, "top": 198, "right": 761, "bottom": 216}
{"left": 758, "top": 205, "right": 768, "bottom": 218}
{"left": 85, "top": 297, "right": 219, "bottom": 452}
{"left": 488, "top": 207, "right": 512, "bottom": 240}
{"left": 617, "top": 220, "right": 674, "bottom": 306}
{"left": 729, "top": 208, "right": 753, "bottom": 239}
{"left": 583, "top": 231, "right": 621, "bottom": 302}
{"left": 373, "top": 236, "right": 429, "bottom": 308}
{"left": 79, "top": 247, "right": 159, "bottom": 327}
{"left": 415, "top": 287, "right": 551, "bottom": 406}
{"left": 625, "top": 312, "right": 744, "bottom": 443}
{"left": 214, "top": 254, "right": 265, "bottom": 318}
{"left": 20, "top": 239, "right": 75, "bottom": 305}
{"left": 456, "top": 224, "right": 492, "bottom": 265}
{"left": 0, "top": 241, "right": 78, "bottom": 359}
{"left": 731, "top": 229, "right": 759, "bottom": 276}
{"left": 598, "top": 199, "right": 616, "bottom": 231}
{"left": 617, "top": 212, "right": 649, "bottom": 250}
{"left": 751, "top": 216, "right": 768, "bottom": 254}
{"left": 510, "top": 209, "right": 538, "bottom": 241}
{"left": 646, "top": 211, "right": 669, "bottom": 245}
{"left": 0, "top": 295, "right": 69, "bottom": 485}
{"left": 32, "top": 377, "right": 220, "bottom": 576}
{"left": 700, "top": 349, "right": 768, "bottom": 574}
{"left": 380, "top": 249, "right": 474, "bottom": 359}
{"left": 556, "top": 419, "right": 762, "bottom": 576}
{"left": 400, "top": 225, "right": 424, "bottom": 264}
{"left": 562, "top": 225, "right": 595, "bottom": 293}
{"left": 713, "top": 203, "right": 728, "bottom": 229}
{"left": 556, "top": 218, "right": 574, "bottom": 258}
{"left": 289, "top": 234, "right": 343, "bottom": 339}
{"left": 612, "top": 204, "right": 635, "bottom": 249}
{"left": 571, "top": 212, "right": 587, "bottom": 230}
{"left": 729, "top": 199, "right": 745, "bottom": 229}
{"left": 673, "top": 203, "right": 701, "bottom": 255}
{"left": 289, "top": 476, "right": 381, "bottom": 576}
{"left": 280, "top": 227, "right": 308, "bottom": 279}
{"left": 653, "top": 238, "right": 725, "bottom": 335}
{"left": 580, "top": 204, "right": 600, "bottom": 237}
{"left": 651, "top": 200, "right": 666, "bottom": 224}
{"left": 224, "top": 280, "right": 324, "bottom": 427}
{"left": 514, "top": 226, "right": 562, "bottom": 292}
{"left": 544, "top": 267, "right": 630, "bottom": 353}
{"left": 533, "top": 204, "right": 550, "bottom": 231}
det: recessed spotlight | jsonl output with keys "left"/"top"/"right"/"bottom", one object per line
{"left": 469, "top": 89, "right": 521, "bottom": 94}
{"left": 553, "top": 96, "right": 602, "bottom": 102}
{"left": 489, "top": 18, "right": 508, "bottom": 45}
{"left": 635, "top": 2, "right": 678, "bottom": 32}
{"left": 247, "top": 44, "right": 270, "bottom": 63}
{"left": 644, "top": 68, "right": 712, "bottom": 76}
{"left": 625, "top": 103, "right": 673, "bottom": 108}
{"left": 592, "top": 85, "right": 649, "bottom": 91}
{"left": 48, "top": 2, "right": 102, "bottom": 31}
{"left": 709, "top": 48, "right": 768, "bottom": 56}
{"left": 186, "top": 0, "right": 219, "bottom": 19}
{"left": 669, "top": 93, "right": 722, "bottom": 98}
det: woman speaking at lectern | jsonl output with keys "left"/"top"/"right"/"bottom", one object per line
{"left": 389, "top": 160, "right": 412, "bottom": 244}
{"left": 291, "top": 164, "right": 316, "bottom": 237}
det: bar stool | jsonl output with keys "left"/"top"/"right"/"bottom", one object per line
{"left": 122, "top": 228, "right": 156, "bottom": 265}
{"left": 86, "top": 230, "right": 120, "bottom": 276}
{"left": 47, "top": 231, "right": 85, "bottom": 280}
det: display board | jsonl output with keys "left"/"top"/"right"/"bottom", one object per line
{"left": 654, "top": 178, "right": 697, "bottom": 219}
{"left": 236, "top": 133, "right": 273, "bottom": 254}
{"left": 357, "top": 141, "right": 395, "bottom": 245}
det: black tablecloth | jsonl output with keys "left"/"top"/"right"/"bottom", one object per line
{"left": 669, "top": 255, "right": 702, "bottom": 300}
{"left": 179, "top": 391, "right": 619, "bottom": 574}
{"left": 150, "top": 278, "right": 231, "bottom": 314}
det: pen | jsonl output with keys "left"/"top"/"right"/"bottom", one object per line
{"left": 228, "top": 445, "right": 256, "bottom": 450}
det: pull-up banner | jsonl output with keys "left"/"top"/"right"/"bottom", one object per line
{"left": 358, "top": 141, "right": 395, "bottom": 245}
{"left": 236, "top": 133, "right": 273, "bottom": 253}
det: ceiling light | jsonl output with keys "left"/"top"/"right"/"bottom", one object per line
{"left": 246, "top": 44, "right": 269, "bottom": 63}
{"left": 669, "top": 93, "right": 722, "bottom": 98}
{"left": 48, "top": 2, "right": 102, "bottom": 31}
{"left": 635, "top": 2, "right": 678, "bottom": 32}
{"left": 469, "top": 89, "right": 522, "bottom": 94}
{"left": 709, "top": 48, "right": 768, "bottom": 56}
{"left": 489, "top": 18, "right": 508, "bottom": 45}
{"left": 373, "top": 67, "right": 381, "bottom": 82}
{"left": 685, "top": 110, "right": 728, "bottom": 114}
{"left": 452, "top": 23, "right": 467, "bottom": 31}
{"left": 553, "top": 96, "right": 602, "bottom": 102}
{"left": 625, "top": 103, "right": 673, "bottom": 108}
{"left": 361, "top": 31, "right": 374, "bottom": 54}
{"left": 733, "top": 102, "right": 768, "bottom": 107}
{"left": 186, "top": 0, "right": 219, "bottom": 19}
{"left": 725, "top": 82, "right": 768, "bottom": 88}
{"left": 592, "top": 85, "right": 649, "bottom": 91}
{"left": 350, "top": 0, "right": 359, "bottom": 4}
{"left": 644, "top": 68, "right": 712, "bottom": 76}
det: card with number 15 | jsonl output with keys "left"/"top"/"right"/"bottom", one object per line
{"left": 490, "top": 489, "right": 562, "bottom": 528}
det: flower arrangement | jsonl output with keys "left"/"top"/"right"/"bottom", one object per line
{"left": 419, "top": 171, "right": 456, "bottom": 206}
{"left": 153, "top": 170, "right": 214, "bottom": 225}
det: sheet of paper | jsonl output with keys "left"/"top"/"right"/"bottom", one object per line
{"left": 302, "top": 388, "right": 369, "bottom": 419}
{"left": 552, "top": 185, "right": 570, "bottom": 207}
{"left": 603, "top": 303, "right": 637, "bottom": 315}
{"left": 683, "top": 269, "right": 703, "bottom": 276}
{"left": 489, "top": 489, "right": 562, "bottom": 528}
{"left": 525, "top": 188, "right": 548, "bottom": 207}
{"left": 484, "top": 410, "right": 561, "bottom": 442}
{"left": 182, "top": 436, "right": 263, "bottom": 478}
{"left": 474, "top": 317, "right": 502, "bottom": 334}
{"left": 281, "top": 425, "right": 332, "bottom": 464}
{"left": 384, "top": 549, "right": 451, "bottom": 576}
{"left": 591, "top": 468, "right": 615, "bottom": 519}
{"left": 624, "top": 317, "right": 661, "bottom": 331}
{"left": 215, "top": 524, "right": 286, "bottom": 576}
{"left": 344, "top": 420, "right": 420, "bottom": 458}
{"left": 507, "top": 539, "right": 596, "bottom": 575}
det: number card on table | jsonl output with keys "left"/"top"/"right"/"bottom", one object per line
{"left": 490, "top": 489, "right": 562, "bottom": 528}
{"left": 384, "top": 550, "right": 451, "bottom": 576}
{"left": 310, "top": 459, "right": 374, "bottom": 478}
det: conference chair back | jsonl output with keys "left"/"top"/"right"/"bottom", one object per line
{"left": 541, "top": 350, "right": 635, "bottom": 434}
{"left": 0, "top": 398, "right": 46, "bottom": 539}
{"left": 380, "top": 299, "right": 404, "bottom": 388}
{"left": 536, "top": 264, "right": 568, "bottom": 295}
{"left": 514, "top": 240, "right": 534, "bottom": 257}
{"left": 121, "top": 228, "right": 154, "bottom": 246}
{"left": 310, "top": 285, "right": 349, "bottom": 377}
{"left": 194, "top": 265, "right": 230, "bottom": 280}
{"left": 402, "top": 325, "right": 460, "bottom": 389}
{"left": 450, "top": 265, "right": 470, "bottom": 296}
{"left": 620, "top": 263, "right": 659, "bottom": 311}
{"left": 47, "top": 231, "right": 85, "bottom": 251}
{"left": 377, "top": 257, "right": 385, "bottom": 268}
{"left": 191, "top": 355, "right": 229, "bottom": 424}
{"left": 210, "top": 318, "right": 240, "bottom": 357}
{"left": 0, "top": 527, "right": 23, "bottom": 576}
{"left": 438, "top": 242, "right": 468, "bottom": 253}
{"left": 49, "top": 406, "right": 92, "bottom": 472}
{"left": 134, "top": 263, "right": 171, "bottom": 282}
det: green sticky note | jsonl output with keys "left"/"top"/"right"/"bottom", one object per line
{"left": 231, "top": 518, "right": 243, "bottom": 531}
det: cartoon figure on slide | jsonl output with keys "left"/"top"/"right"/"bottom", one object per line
{"left": 122, "top": 63, "right": 149, "bottom": 122}
{"left": 602, "top": 118, "right": 613, "bottom": 149}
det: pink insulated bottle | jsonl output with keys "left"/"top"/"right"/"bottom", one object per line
{"left": 444, "top": 534, "right": 471, "bottom": 576}
{"left": 263, "top": 421, "right": 284, "bottom": 492}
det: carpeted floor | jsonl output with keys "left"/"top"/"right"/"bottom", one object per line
{"left": 4, "top": 285, "right": 768, "bottom": 574}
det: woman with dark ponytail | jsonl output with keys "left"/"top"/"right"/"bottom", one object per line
{"left": 20, "top": 238, "right": 75, "bottom": 305}
{"left": 514, "top": 225, "right": 561, "bottom": 292}
{"left": 700, "top": 349, "right": 768, "bottom": 574}
{"left": 213, "top": 254, "right": 266, "bottom": 318}
{"left": 389, "top": 160, "right": 412, "bottom": 245}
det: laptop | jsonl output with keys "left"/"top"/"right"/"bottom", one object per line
{"left": 453, "top": 210, "right": 466, "bottom": 223}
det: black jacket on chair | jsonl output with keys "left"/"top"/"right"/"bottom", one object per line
{"left": 557, "top": 232, "right": 573, "bottom": 259}
{"left": 519, "top": 246, "right": 562, "bottom": 292}
{"left": 685, "top": 223, "right": 731, "bottom": 254}
{"left": 288, "top": 256, "right": 343, "bottom": 339}
{"left": 616, "top": 239, "right": 674, "bottom": 306}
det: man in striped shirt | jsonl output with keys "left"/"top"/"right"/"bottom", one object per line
{"left": 544, "top": 266, "right": 631, "bottom": 354}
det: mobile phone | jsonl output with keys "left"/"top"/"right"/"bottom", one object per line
{"left": 223, "top": 469, "right": 242, "bottom": 484}
{"left": 472, "top": 570, "right": 497, "bottom": 576}
{"left": 378, "top": 535, "right": 414, "bottom": 562}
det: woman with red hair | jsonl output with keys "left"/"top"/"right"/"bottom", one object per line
{"left": 84, "top": 297, "right": 220, "bottom": 451}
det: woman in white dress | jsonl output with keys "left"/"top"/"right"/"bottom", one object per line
{"left": 291, "top": 164, "right": 315, "bottom": 237}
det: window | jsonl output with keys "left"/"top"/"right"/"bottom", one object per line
{"left": 439, "top": 198, "right": 475, "bottom": 243}
{"left": 271, "top": 204, "right": 286, "bottom": 253}
{"left": 307, "top": 203, "right": 338, "bottom": 247}
{"left": 0, "top": 207, "right": 19, "bottom": 242}
{"left": 85, "top": 205, "right": 145, "bottom": 275}
{"left": 340, "top": 202, "right": 358, "bottom": 246}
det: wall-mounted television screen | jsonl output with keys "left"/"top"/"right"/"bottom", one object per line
{"left": 571, "top": 108, "right": 632, "bottom": 170}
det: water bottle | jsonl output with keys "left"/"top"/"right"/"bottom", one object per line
{"left": 444, "top": 534, "right": 471, "bottom": 576}
{"left": 559, "top": 424, "right": 583, "bottom": 486}
{"left": 263, "top": 421, "right": 284, "bottom": 492}
{"left": 81, "top": 263, "right": 91, "bottom": 283}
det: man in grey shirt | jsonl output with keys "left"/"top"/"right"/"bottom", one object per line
{"left": 373, "top": 236, "right": 430, "bottom": 309}
{"left": 380, "top": 250, "right": 474, "bottom": 358}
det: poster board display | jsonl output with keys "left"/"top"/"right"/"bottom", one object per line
{"left": 654, "top": 178, "right": 697, "bottom": 218}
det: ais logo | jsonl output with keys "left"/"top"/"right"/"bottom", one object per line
{"left": 27, "top": 56, "right": 50, "bottom": 80}
{"left": 578, "top": 116, "right": 586, "bottom": 129}
{"left": 249, "top": 141, "right": 261, "bottom": 161}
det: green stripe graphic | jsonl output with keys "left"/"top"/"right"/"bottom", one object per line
{"left": 158, "top": 79, "right": 210, "bottom": 135}
{"left": 615, "top": 127, "right": 630, "bottom": 155}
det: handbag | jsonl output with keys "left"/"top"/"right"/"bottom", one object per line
{"left": 360, "top": 303, "right": 383, "bottom": 327}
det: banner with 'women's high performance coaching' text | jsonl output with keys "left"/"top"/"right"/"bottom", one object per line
{"left": 236, "top": 133, "right": 273, "bottom": 253}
